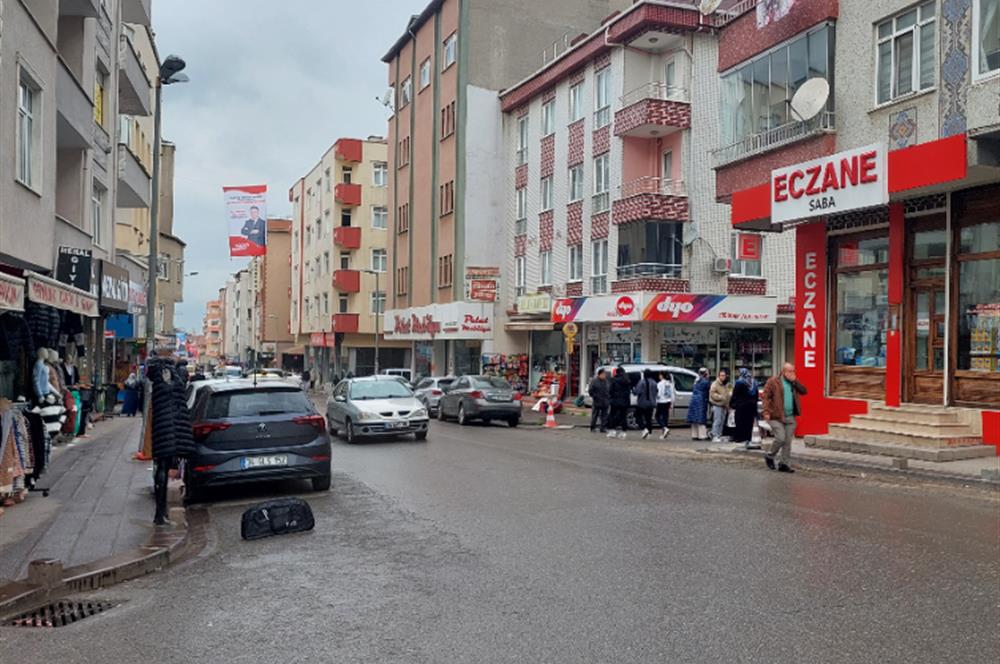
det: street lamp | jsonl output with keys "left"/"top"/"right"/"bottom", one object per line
{"left": 360, "top": 269, "right": 382, "bottom": 375}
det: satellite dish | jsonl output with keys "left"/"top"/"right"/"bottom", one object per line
{"left": 699, "top": 0, "right": 722, "bottom": 14}
{"left": 379, "top": 89, "right": 394, "bottom": 110}
{"left": 789, "top": 77, "right": 830, "bottom": 122}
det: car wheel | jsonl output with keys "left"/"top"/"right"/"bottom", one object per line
{"left": 326, "top": 415, "right": 336, "bottom": 435}
{"left": 414, "top": 430, "right": 428, "bottom": 441}
{"left": 626, "top": 408, "right": 639, "bottom": 431}
{"left": 508, "top": 417, "right": 519, "bottom": 428}
{"left": 345, "top": 419, "right": 356, "bottom": 444}
{"left": 458, "top": 403, "right": 468, "bottom": 425}
{"left": 312, "top": 475, "right": 331, "bottom": 492}
{"left": 437, "top": 404, "right": 447, "bottom": 421}
{"left": 482, "top": 418, "right": 492, "bottom": 426}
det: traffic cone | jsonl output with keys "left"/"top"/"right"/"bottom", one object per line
{"left": 544, "top": 401, "right": 557, "bottom": 429}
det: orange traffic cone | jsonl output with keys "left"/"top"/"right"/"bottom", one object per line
{"left": 544, "top": 401, "right": 557, "bottom": 429}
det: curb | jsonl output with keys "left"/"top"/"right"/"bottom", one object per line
{"left": 0, "top": 505, "right": 190, "bottom": 617}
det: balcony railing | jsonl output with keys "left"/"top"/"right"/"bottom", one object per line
{"left": 617, "top": 263, "right": 683, "bottom": 280}
{"left": 619, "top": 176, "right": 687, "bottom": 199}
{"left": 620, "top": 83, "right": 690, "bottom": 108}
{"left": 712, "top": 111, "right": 836, "bottom": 168}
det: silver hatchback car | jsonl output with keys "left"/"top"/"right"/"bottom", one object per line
{"left": 412, "top": 376, "right": 456, "bottom": 414}
{"left": 326, "top": 376, "right": 430, "bottom": 444}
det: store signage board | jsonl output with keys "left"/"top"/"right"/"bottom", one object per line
{"left": 662, "top": 324, "right": 718, "bottom": 345}
{"left": 385, "top": 302, "right": 493, "bottom": 341}
{"left": 56, "top": 246, "right": 93, "bottom": 292}
{"left": 0, "top": 272, "right": 25, "bottom": 312}
{"left": 128, "top": 281, "right": 147, "bottom": 313}
{"left": 468, "top": 279, "right": 497, "bottom": 302}
{"left": 517, "top": 293, "right": 552, "bottom": 315}
{"left": 611, "top": 322, "right": 632, "bottom": 331}
{"left": 771, "top": 143, "right": 888, "bottom": 224}
{"left": 309, "top": 332, "right": 325, "bottom": 347}
{"left": 644, "top": 294, "right": 776, "bottom": 324}
{"left": 551, "top": 295, "right": 643, "bottom": 323}
{"left": 736, "top": 233, "right": 762, "bottom": 261}
{"left": 26, "top": 272, "right": 98, "bottom": 317}
{"left": 99, "top": 260, "right": 130, "bottom": 311}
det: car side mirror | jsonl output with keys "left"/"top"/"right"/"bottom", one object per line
{"left": 334, "top": 395, "right": 347, "bottom": 402}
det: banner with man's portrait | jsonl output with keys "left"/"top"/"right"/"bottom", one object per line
{"left": 224, "top": 184, "right": 268, "bottom": 257}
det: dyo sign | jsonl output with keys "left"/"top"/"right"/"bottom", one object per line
{"left": 771, "top": 143, "right": 888, "bottom": 224}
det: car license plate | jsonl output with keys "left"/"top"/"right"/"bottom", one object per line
{"left": 240, "top": 455, "right": 288, "bottom": 470}
{"left": 387, "top": 420, "right": 408, "bottom": 430}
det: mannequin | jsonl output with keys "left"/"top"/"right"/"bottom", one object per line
{"left": 32, "top": 349, "right": 56, "bottom": 404}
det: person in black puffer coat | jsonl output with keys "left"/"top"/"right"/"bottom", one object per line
{"left": 170, "top": 361, "right": 195, "bottom": 459}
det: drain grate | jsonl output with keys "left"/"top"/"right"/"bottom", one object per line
{"left": 4, "top": 599, "right": 120, "bottom": 628}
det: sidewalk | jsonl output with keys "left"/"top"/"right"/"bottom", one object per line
{"left": 0, "top": 416, "right": 155, "bottom": 583}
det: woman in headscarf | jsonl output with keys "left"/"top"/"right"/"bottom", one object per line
{"left": 686, "top": 367, "right": 711, "bottom": 440}
{"left": 730, "top": 367, "right": 760, "bottom": 448}
{"left": 122, "top": 372, "right": 141, "bottom": 417}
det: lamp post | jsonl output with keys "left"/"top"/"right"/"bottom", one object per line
{"left": 360, "top": 269, "right": 382, "bottom": 375}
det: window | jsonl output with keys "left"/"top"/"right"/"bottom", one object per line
{"left": 400, "top": 77, "right": 412, "bottom": 107}
{"left": 398, "top": 137, "right": 410, "bottom": 167}
{"left": 516, "top": 115, "right": 528, "bottom": 165}
{"left": 440, "top": 180, "right": 455, "bottom": 216}
{"left": 719, "top": 24, "right": 832, "bottom": 147}
{"left": 397, "top": 267, "right": 409, "bottom": 295}
{"left": 617, "top": 221, "right": 683, "bottom": 278}
{"left": 591, "top": 240, "right": 608, "bottom": 294}
{"left": 540, "top": 176, "right": 553, "bottom": 211}
{"left": 323, "top": 293, "right": 329, "bottom": 315}
{"left": 324, "top": 168, "right": 331, "bottom": 192}
{"left": 341, "top": 210, "right": 352, "bottom": 227}
{"left": 372, "top": 248, "right": 387, "bottom": 272}
{"left": 420, "top": 58, "right": 431, "bottom": 89}
{"left": 730, "top": 233, "right": 763, "bottom": 277}
{"left": 324, "top": 252, "right": 330, "bottom": 275}
{"left": 569, "top": 82, "right": 584, "bottom": 122}
{"left": 91, "top": 182, "right": 106, "bottom": 246}
{"left": 593, "top": 154, "right": 610, "bottom": 213}
{"left": 515, "top": 256, "right": 526, "bottom": 296}
{"left": 569, "top": 165, "right": 584, "bottom": 202}
{"left": 665, "top": 59, "right": 678, "bottom": 94}
{"left": 371, "top": 291, "right": 386, "bottom": 315}
{"left": 974, "top": 0, "right": 1000, "bottom": 78}
{"left": 540, "top": 251, "right": 552, "bottom": 285}
{"left": 876, "top": 3, "right": 936, "bottom": 104}
{"left": 17, "top": 73, "right": 41, "bottom": 188}
{"left": 957, "top": 220, "right": 1000, "bottom": 372}
{"left": 515, "top": 188, "right": 527, "bottom": 235}
{"left": 94, "top": 70, "right": 107, "bottom": 127}
{"left": 569, "top": 245, "right": 583, "bottom": 281}
{"left": 398, "top": 203, "right": 409, "bottom": 233}
{"left": 339, "top": 294, "right": 349, "bottom": 314}
{"left": 373, "top": 206, "right": 388, "bottom": 229}
{"left": 833, "top": 234, "right": 889, "bottom": 367}
{"left": 662, "top": 151, "right": 674, "bottom": 184}
{"left": 340, "top": 251, "right": 351, "bottom": 269}
{"left": 443, "top": 33, "right": 457, "bottom": 69}
{"left": 157, "top": 254, "right": 169, "bottom": 280}
{"left": 373, "top": 162, "right": 388, "bottom": 187}
{"left": 594, "top": 67, "right": 611, "bottom": 128}
{"left": 438, "top": 254, "right": 454, "bottom": 288}
{"left": 441, "top": 101, "right": 456, "bottom": 138}
{"left": 341, "top": 167, "right": 352, "bottom": 184}
{"left": 541, "top": 99, "right": 555, "bottom": 136}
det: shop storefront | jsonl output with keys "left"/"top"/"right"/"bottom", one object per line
{"left": 384, "top": 301, "right": 494, "bottom": 379}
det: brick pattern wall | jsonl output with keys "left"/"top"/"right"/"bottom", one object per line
{"left": 568, "top": 120, "right": 585, "bottom": 166}
{"left": 614, "top": 99, "right": 691, "bottom": 137}
{"left": 566, "top": 201, "right": 583, "bottom": 245}
{"left": 715, "top": 134, "right": 835, "bottom": 201}
{"left": 607, "top": 3, "right": 705, "bottom": 44}
{"left": 727, "top": 277, "right": 767, "bottom": 296}
{"left": 612, "top": 193, "right": 690, "bottom": 225}
{"left": 568, "top": 69, "right": 585, "bottom": 86}
{"left": 593, "top": 126, "right": 610, "bottom": 156}
{"left": 611, "top": 278, "right": 690, "bottom": 294}
{"left": 538, "top": 285, "right": 552, "bottom": 294}
{"left": 514, "top": 234, "right": 527, "bottom": 257}
{"left": 718, "top": 0, "right": 839, "bottom": 72}
{"left": 591, "top": 211, "right": 609, "bottom": 240}
{"left": 593, "top": 53, "right": 610, "bottom": 70}
{"left": 777, "top": 301, "right": 795, "bottom": 315}
{"left": 541, "top": 88, "right": 556, "bottom": 104}
{"left": 539, "top": 210, "right": 554, "bottom": 251}
{"left": 515, "top": 163, "right": 528, "bottom": 188}
{"left": 516, "top": 105, "right": 529, "bottom": 118}
{"left": 566, "top": 282, "right": 584, "bottom": 297}
{"left": 540, "top": 134, "right": 555, "bottom": 178}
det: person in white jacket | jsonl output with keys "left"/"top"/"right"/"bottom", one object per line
{"left": 655, "top": 372, "right": 673, "bottom": 440}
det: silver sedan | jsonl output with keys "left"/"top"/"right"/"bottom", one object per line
{"left": 325, "top": 376, "right": 430, "bottom": 444}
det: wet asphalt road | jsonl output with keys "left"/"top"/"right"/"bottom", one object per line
{"left": 1, "top": 420, "right": 998, "bottom": 663}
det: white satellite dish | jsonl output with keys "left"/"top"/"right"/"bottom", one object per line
{"left": 699, "top": 0, "right": 722, "bottom": 15}
{"left": 379, "top": 88, "right": 395, "bottom": 110}
{"left": 789, "top": 77, "right": 830, "bottom": 122}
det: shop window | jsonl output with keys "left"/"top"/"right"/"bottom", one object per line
{"left": 835, "top": 270, "right": 889, "bottom": 367}
{"left": 957, "top": 220, "right": 1000, "bottom": 372}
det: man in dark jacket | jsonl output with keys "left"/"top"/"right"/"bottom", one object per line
{"left": 588, "top": 368, "right": 610, "bottom": 433}
{"left": 760, "top": 363, "right": 807, "bottom": 473}
{"left": 607, "top": 367, "right": 632, "bottom": 440}
{"left": 632, "top": 369, "right": 658, "bottom": 439}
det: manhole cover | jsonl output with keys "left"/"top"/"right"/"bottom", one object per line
{"left": 4, "top": 599, "right": 121, "bottom": 628}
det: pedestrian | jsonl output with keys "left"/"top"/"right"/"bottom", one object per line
{"left": 730, "top": 367, "right": 759, "bottom": 448}
{"left": 302, "top": 368, "right": 312, "bottom": 391}
{"left": 632, "top": 369, "right": 658, "bottom": 439}
{"left": 760, "top": 362, "right": 807, "bottom": 473}
{"left": 655, "top": 372, "right": 673, "bottom": 439}
{"left": 588, "top": 369, "right": 610, "bottom": 433}
{"left": 687, "top": 368, "right": 711, "bottom": 440}
{"left": 709, "top": 369, "right": 732, "bottom": 443}
{"left": 607, "top": 367, "right": 631, "bottom": 440}
{"left": 122, "top": 372, "right": 140, "bottom": 417}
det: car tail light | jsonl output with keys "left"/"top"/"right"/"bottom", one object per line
{"left": 192, "top": 465, "right": 216, "bottom": 473}
{"left": 310, "top": 454, "right": 331, "bottom": 462}
{"left": 431, "top": 389, "right": 442, "bottom": 396}
{"left": 469, "top": 390, "right": 483, "bottom": 399}
{"left": 513, "top": 391, "right": 522, "bottom": 401}
{"left": 192, "top": 422, "right": 230, "bottom": 440}
{"left": 293, "top": 414, "right": 326, "bottom": 431}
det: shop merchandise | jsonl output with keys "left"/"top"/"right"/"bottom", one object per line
{"left": 0, "top": 398, "right": 46, "bottom": 511}
{"left": 480, "top": 353, "right": 528, "bottom": 392}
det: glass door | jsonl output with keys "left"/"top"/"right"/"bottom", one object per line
{"left": 905, "top": 223, "right": 947, "bottom": 404}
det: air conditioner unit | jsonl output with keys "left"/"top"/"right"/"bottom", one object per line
{"left": 713, "top": 257, "right": 731, "bottom": 273}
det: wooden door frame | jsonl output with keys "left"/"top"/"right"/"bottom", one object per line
{"left": 902, "top": 215, "right": 946, "bottom": 403}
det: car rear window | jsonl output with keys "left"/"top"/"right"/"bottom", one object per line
{"left": 438, "top": 379, "right": 454, "bottom": 390}
{"left": 205, "top": 388, "right": 312, "bottom": 419}
{"left": 471, "top": 376, "right": 510, "bottom": 389}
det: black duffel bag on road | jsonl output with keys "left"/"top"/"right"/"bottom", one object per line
{"left": 240, "top": 498, "right": 315, "bottom": 541}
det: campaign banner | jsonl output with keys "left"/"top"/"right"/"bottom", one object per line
{"left": 644, "top": 294, "right": 777, "bottom": 324}
{"left": 224, "top": 184, "right": 268, "bottom": 257}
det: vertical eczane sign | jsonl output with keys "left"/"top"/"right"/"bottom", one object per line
{"left": 771, "top": 143, "right": 888, "bottom": 224}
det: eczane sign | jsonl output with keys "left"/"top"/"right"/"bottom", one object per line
{"left": 771, "top": 143, "right": 888, "bottom": 224}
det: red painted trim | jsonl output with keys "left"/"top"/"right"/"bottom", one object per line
{"left": 885, "top": 330, "right": 901, "bottom": 408}
{"left": 887, "top": 203, "right": 905, "bottom": 305}
{"left": 732, "top": 184, "right": 771, "bottom": 225}
{"left": 982, "top": 411, "right": 1000, "bottom": 454}
{"left": 887, "top": 133, "right": 967, "bottom": 193}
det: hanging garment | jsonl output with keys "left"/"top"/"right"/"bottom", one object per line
{"left": 62, "top": 390, "right": 78, "bottom": 435}
{"left": 23, "top": 410, "right": 48, "bottom": 478}
{"left": 0, "top": 409, "right": 26, "bottom": 497}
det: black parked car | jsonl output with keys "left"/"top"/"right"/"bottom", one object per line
{"left": 185, "top": 382, "right": 331, "bottom": 502}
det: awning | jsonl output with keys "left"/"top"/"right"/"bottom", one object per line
{"left": 0, "top": 271, "right": 25, "bottom": 312}
{"left": 282, "top": 345, "right": 305, "bottom": 356}
{"left": 505, "top": 320, "right": 555, "bottom": 332}
{"left": 25, "top": 271, "right": 98, "bottom": 317}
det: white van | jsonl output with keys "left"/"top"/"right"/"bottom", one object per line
{"left": 587, "top": 364, "right": 698, "bottom": 427}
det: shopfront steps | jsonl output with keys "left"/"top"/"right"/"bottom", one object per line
{"left": 866, "top": 403, "right": 963, "bottom": 426}
{"left": 805, "top": 435, "right": 995, "bottom": 462}
{"left": 847, "top": 414, "right": 973, "bottom": 437}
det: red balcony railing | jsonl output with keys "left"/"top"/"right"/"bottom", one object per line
{"left": 612, "top": 176, "right": 689, "bottom": 225}
{"left": 335, "top": 182, "right": 362, "bottom": 207}
{"left": 614, "top": 83, "right": 691, "bottom": 137}
{"left": 333, "top": 269, "right": 360, "bottom": 293}
{"left": 334, "top": 225, "right": 361, "bottom": 250}
{"left": 332, "top": 313, "right": 360, "bottom": 334}
{"left": 334, "top": 138, "right": 362, "bottom": 162}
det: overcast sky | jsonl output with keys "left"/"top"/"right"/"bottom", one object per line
{"left": 154, "top": 0, "right": 425, "bottom": 330}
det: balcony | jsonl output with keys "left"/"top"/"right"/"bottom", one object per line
{"left": 712, "top": 111, "right": 836, "bottom": 168}
{"left": 334, "top": 226, "right": 362, "bottom": 250}
{"left": 612, "top": 264, "right": 689, "bottom": 294}
{"left": 332, "top": 313, "right": 360, "bottom": 334}
{"left": 612, "top": 177, "right": 688, "bottom": 225}
{"left": 118, "top": 37, "right": 152, "bottom": 116}
{"left": 335, "top": 182, "right": 362, "bottom": 207}
{"left": 59, "top": 0, "right": 100, "bottom": 17}
{"left": 117, "top": 144, "right": 151, "bottom": 208}
{"left": 334, "top": 138, "right": 363, "bottom": 162}
{"left": 333, "top": 269, "right": 361, "bottom": 293}
{"left": 615, "top": 84, "right": 690, "bottom": 138}
{"left": 121, "top": 0, "right": 151, "bottom": 26}
{"left": 56, "top": 59, "right": 94, "bottom": 149}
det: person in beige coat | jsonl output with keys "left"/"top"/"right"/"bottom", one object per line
{"left": 708, "top": 370, "right": 732, "bottom": 442}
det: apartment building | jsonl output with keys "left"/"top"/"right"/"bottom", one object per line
{"left": 251, "top": 218, "right": 294, "bottom": 368}
{"left": 493, "top": 1, "right": 793, "bottom": 396}
{"left": 381, "top": 0, "right": 631, "bottom": 378}
{"left": 290, "top": 137, "right": 404, "bottom": 384}
{"left": 202, "top": 299, "right": 223, "bottom": 365}
{"left": 721, "top": 0, "right": 999, "bottom": 450}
